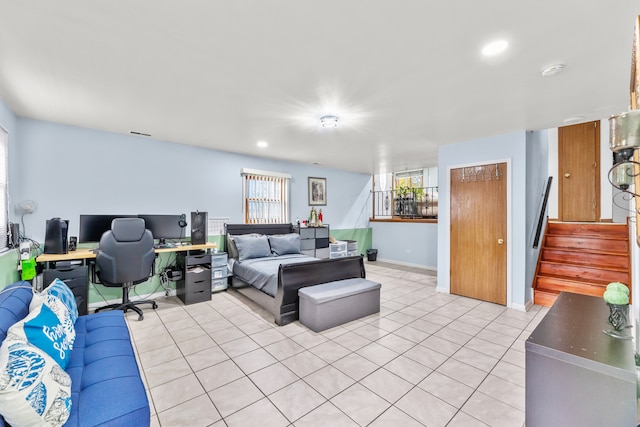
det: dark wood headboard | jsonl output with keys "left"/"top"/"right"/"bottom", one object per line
{"left": 224, "top": 223, "right": 294, "bottom": 252}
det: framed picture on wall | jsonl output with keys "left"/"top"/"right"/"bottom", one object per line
{"left": 308, "top": 177, "right": 327, "bottom": 206}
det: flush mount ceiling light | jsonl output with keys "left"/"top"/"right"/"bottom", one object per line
{"left": 563, "top": 116, "right": 585, "bottom": 125}
{"left": 481, "top": 39, "right": 508, "bottom": 56}
{"left": 257, "top": 140, "right": 268, "bottom": 148}
{"left": 541, "top": 63, "right": 566, "bottom": 77}
{"left": 320, "top": 115, "right": 339, "bottom": 128}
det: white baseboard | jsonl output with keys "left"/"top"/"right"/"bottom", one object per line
{"left": 510, "top": 299, "right": 533, "bottom": 312}
{"left": 435, "top": 286, "right": 450, "bottom": 294}
{"left": 371, "top": 258, "right": 436, "bottom": 271}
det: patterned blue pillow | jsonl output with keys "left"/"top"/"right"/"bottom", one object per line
{"left": 8, "top": 301, "right": 75, "bottom": 370}
{"left": 32, "top": 279, "right": 78, "bottom": 324}
{"left": 0, "top": 339, "right": 72, "bottom": 426}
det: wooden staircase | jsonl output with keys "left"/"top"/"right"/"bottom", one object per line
{"left": 533, "top": 221, "right": 631, "bottom": 307}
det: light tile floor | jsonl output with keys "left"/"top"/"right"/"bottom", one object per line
{"left": 124, "top": 262, "right": 548, "bottom": 427}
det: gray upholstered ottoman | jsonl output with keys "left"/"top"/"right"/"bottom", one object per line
{"left": 298, "top": 278, "right": 381, "bottom": 332}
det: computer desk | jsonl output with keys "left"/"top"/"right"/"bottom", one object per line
{"left": 36, "top": 243, "right": 217, "bottom": 265}
{"left": 35, "top": 243, "right": 217, "bottom": 314}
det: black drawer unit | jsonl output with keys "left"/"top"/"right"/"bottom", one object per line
{"left": 176, "top": 251, "right": 212, "bottom": 305}
{"left": 297, "top": 225, "right": 330, "bottom": 258}
{"left": 43, "top": 263, "right": 89, "bottom": 316}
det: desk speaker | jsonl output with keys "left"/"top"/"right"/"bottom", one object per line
{"left": 191, "top": 211, "right": 208, "bottom": 245}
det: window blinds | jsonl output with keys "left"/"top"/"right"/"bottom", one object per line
{"left": 242, "top": 170, "right": 290, "bottom": 224}
{"left": 0, "top": 127, "right": 7, "bottom": 250}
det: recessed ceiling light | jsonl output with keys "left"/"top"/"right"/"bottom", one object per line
{"left": 481, "top": 39, "right": 508, "bottom": 56}
{"left": 541, "top": 63, "right": 566, "bottom": 77}
{"left": 257, "top": 141, "right": 268, "bottom": 148}
{"left": 320, "top": 115, "right": 339, "bottom": 128}
{"left": 563, "top": 116, "right": 585, "bottom": 125}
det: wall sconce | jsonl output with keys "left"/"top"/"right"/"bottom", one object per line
{"left": 608, "top": 110, "right": 640, "bottom": 196}
{"left": 612, "top": 160, "right": 633, "bottom": 191}
{"left": 610, "top": 110, "right": 640, "bottom": 153}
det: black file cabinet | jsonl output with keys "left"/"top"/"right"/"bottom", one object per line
{"left": 176, "top": 252, "right": 212, "bottom": 305}
{"left": 43, "top": 264, "right": 89, "bottom": 315}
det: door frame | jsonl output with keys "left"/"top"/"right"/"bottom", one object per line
{"left": 445, "top": 157, "right": 513, "bottom": 307}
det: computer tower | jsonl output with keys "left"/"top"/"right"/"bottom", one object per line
{"left": 43, "top": 264, "right": 88, "bottom": 315}
{"left": 44, "top": 218, "right": 69, "bottom": 254}
{"left": 190, "top": 211, "right": 208, "bottom": 245}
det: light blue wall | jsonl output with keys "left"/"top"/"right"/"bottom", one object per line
{"left": 12, "top": 118, "right": 371, "bottom": 242}
{"left": 371, "top": 222, "right": 437, "bottom": 269}
{"left": 524, "top": 130, "right": 549, "bottom": 304}
{"left": 437, "top": 131, "right": 529, "bottom": 308}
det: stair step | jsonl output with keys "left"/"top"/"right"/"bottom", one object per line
{"left": 537, "top": 261, "right": 630, "bottom": 284}
{"left": 534, "top": 276, "right": 607, "bottom": 297}
{"left": 533, "top": 289, "right": 559, "bottom": 307}
{"left": 540, "top": 248, "right": 629, "bottom": 270}
{"left": 544, "top": 235, "right": 628, "bottom": 253}
{"left": 547, "top": 222, "right": 628, "bottom": 238}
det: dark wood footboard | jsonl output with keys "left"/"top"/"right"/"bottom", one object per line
{"left": 274, "top": 256, "right": 366, "bottom": 325}
{"left": 224, "top": 223, "right": 366, "bottom": 326}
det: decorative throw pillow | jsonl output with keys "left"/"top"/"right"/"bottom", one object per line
{"left": 8, "top": 300, "right": 75, "bottom": 370}
{"left": 0, "top": 339, "right": 72, "bottom": 427}
{"left": 234, "top": 234, "right": 272, "bottom": 262}
{"left": 268, "top": 234, "right": 302, "bottom": 256}
{"left": 32, "top": 279, "right": 78, "bottom": 324}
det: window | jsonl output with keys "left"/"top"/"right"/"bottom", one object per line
{"left": 371, "top": 167, "right": 439, "bottom": 221}
{"left": 0, "top": 126, "right": 7, "bottom": 250}
{"left": 242, "top": 169, "right": 290, "bottom": 224}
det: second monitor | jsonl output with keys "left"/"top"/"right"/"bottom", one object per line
{"left": 139, "top": 214, "right": 187, "bottom": 243}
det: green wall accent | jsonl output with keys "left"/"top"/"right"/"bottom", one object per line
{"left": 0, "top": 249, "right": 20, "bottom": 288}
{"left": 330, "top": 228, "right": 372, "bottom": 256}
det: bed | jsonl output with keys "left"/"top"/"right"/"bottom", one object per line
{"left": 225, "top": 223, "right": 366, "bottom": 325}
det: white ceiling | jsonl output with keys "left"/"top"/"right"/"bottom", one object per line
{"left": 1, "top": 1, "right": 639, "bottom": 174}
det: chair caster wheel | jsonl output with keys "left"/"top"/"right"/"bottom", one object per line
{"left": 138, "top": 314, "right": 144, "bottom": 321}
{"left": 152, "top": 302, "right": 158, "bottom": 309}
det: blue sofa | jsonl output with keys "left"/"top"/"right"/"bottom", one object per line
{"left": 0, "top": 281, "right": 150, "bottom": 427}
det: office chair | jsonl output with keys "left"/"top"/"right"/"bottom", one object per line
{"left": 94, "top": 218, "right": 158, "bottom": 320}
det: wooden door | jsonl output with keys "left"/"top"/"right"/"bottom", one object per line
{"left": 450, "top": 163, "right": 507, "bottom": 305}
{"left": 558, "top": 121, "right": 600, "bottom": 221}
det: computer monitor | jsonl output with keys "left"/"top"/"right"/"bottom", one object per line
{"left": 138, "top": 214, "right": 186, "bottom": 241}
{"left": 78, "top": 214, "right": 137, "bottom": 243}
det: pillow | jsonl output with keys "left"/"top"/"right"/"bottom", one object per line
{"left": 32, "top": 279, "right": 79, "bottom": 324}
{"left": 226, "top": 234, "right": 239, "bottom": 259}
{"left": 0, "top": 339, "right": 72, "bottom": 427}
{"left": 234, "top": 234, "right": 272, "bottom": 262}
{"left": 268, "top": 234, "right": 302, "bottom": 256}
{"left": 8, "top": 298, "right": 75, "bottom": 370}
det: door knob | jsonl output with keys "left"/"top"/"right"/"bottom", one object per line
{"left": 564, "top": 173, "right": 571, "bottom": 178}
{"left": 498, "top": 239, "right": 504, "bottom": 245}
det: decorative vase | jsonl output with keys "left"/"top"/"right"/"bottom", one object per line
{"left": 604, "top": 303, "right": 632, "bottom": 339}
